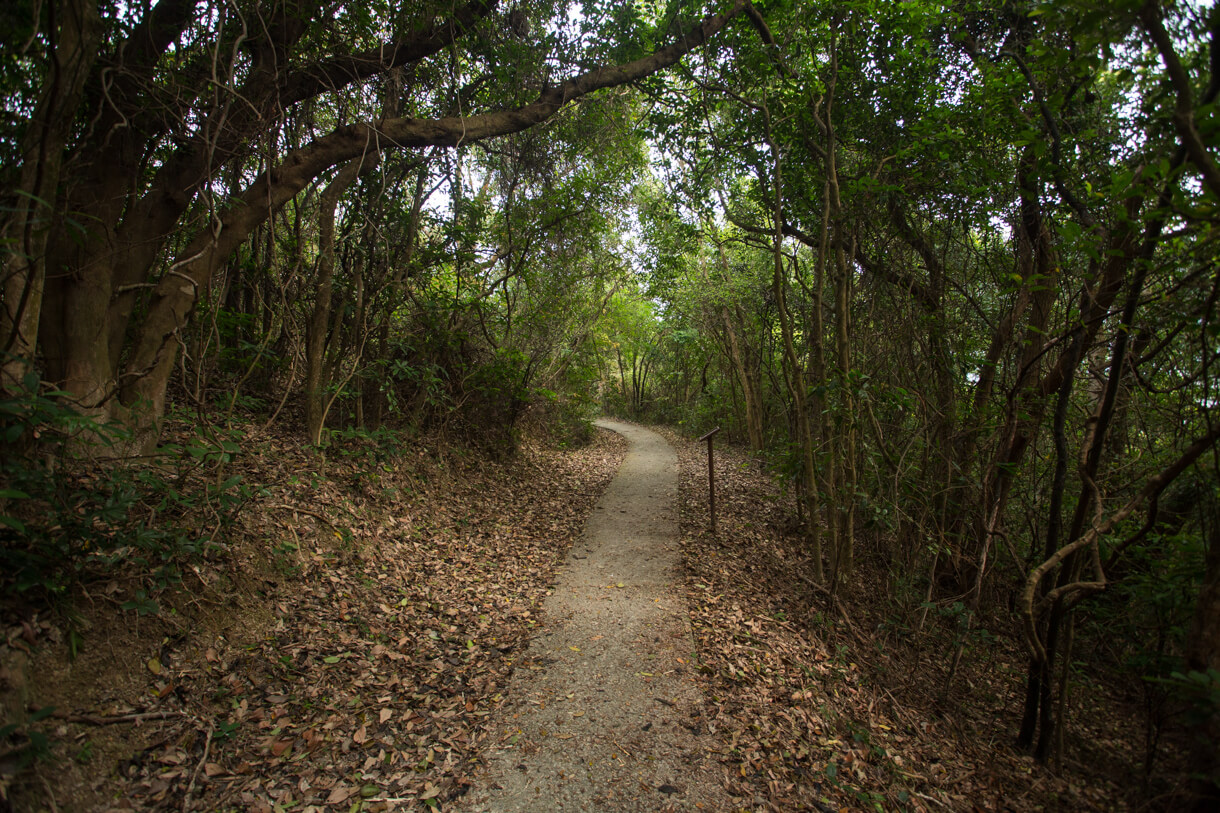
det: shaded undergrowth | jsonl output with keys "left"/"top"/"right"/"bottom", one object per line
{"left": 662, "top": 428, "right": 1162, "bottom": 812}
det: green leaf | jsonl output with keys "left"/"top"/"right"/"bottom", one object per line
{"left": 29, "top": 706, "right": 56, "bottom": 723}
{"left": 0, "top": 516, "right": 27, "bottom": 533}
{"left": 217, "top": 475, "right": 243, "bottom": 492}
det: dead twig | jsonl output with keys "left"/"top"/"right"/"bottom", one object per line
{"left": 912, "top": 791, "right": 949, "bottom": 808}
{"left": 182, "top": 723, "right": 214, "bottom": 812}
{"left": 269, "top": 503, "right": 340, "bottom": 529}
{"left": 38, "top": 772, "right": 60, "bottom": 813}
{"left": 29, "top": 706, "right": 188, "bottom": 726}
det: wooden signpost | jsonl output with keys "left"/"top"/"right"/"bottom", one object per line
{"left": 698, "top": 427, "right": 721, "bottom": 535}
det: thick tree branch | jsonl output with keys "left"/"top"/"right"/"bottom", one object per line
{"left": 1020, "top": 422, "right": 1220, "bottom": 663}
{"left": 853, "top": 246, "right": 938, "bottom": 313}
{"left": 281, "top": 0, "right": 499, "bottom": 105}
{"left": 1141, "top": 1, "right": 1220, "bottom": 199}
{"left": 742, "top": 2, "right": 792, "bottom": 78}
{"left": 742, "top": 211, "right": 939, "bottom": 313}
{"left": 1002, "top": 48, "right": 1094, "bottom": 226}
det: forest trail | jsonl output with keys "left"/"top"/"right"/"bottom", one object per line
{"left": 461, "top": 420, "right": 728, "bottom": 812}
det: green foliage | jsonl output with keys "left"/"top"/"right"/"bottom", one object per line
{"left": 0, "top": 0, "right": 1212, "bottom": 803}
{"left": 459, "top": 347, "right": 534, "bottom": 454}
{"left": 1154, "top": 669, "right": 1220, "bottom": 729}
{"left": 1096, "top": 524, "right": 1206, "bottom": 663}
{"left": 0, "top": 371, "right": 126, "bottom": 450}
{"left": 211, "top": 308, "right": 282, "bottom": 378}
{"left": 383, "top": 355, "right": 449, "bottom": 413}
{"left": 212, "top": 719, "right": 242, "bottom": 743}
{"left": 0, "top": 705, "right": 56, "bottom": 771}
{"left": 0, "top": 380, "right": 255, "bottom": 610}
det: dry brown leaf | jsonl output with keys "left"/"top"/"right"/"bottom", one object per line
{"left": 326, "top": 785, "right": 353, "bottom": 804}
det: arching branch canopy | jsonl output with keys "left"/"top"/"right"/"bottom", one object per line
{"left": 124, "top": 0, "right": 751, "bottom": 413}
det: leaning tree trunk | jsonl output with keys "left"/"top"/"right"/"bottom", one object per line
{"left": 1016, "top": 142, "right": 1176, "bottom": 760}
{"left": 828, "top": 218, "right": 855, "bottom": 587}
{"left": 1184, "top": 511, "right": 1220, "bottom": 810}
{"left": 307, "top": 158, "right": 366, "bottom": 446}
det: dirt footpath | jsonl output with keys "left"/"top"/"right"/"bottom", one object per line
{"left": 461, "top": 420, "right": 729, "bottom": 812}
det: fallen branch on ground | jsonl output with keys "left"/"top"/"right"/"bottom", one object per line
{"left": 28, "top": 707, "right": 189, "bottom": 726}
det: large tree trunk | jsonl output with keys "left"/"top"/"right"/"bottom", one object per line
{"left": 47, "top": 0, "right": 493, "bottom": 390}
{"left": 828, "top": 217, "right": 855, "bottom": 587}
{"left": 886, "top": 204, "right": 957, "bottom": 578}
{"left": 810, "top": 183, "right": 835, "bottom": 589}
{"left": 1017, "top": 330, "right": 1084, "bottom": 752}
{"left": 38, "top": 0, "right": 311, "bottom": 408}
{"left": 1, "top": 0, "right": 102, "bottom": 394}
{"left": 1013, "top": 139, "right": 1179, "bottom": 758}
{"left": 817, "top": 32, "right": 855, "bottom": 591}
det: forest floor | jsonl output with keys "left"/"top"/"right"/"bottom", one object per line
{"left": 1, "top": 418, "right": 1164, "bottom": 811}
{"left": 1, "top": 418, "right": 628, "bottom": 812}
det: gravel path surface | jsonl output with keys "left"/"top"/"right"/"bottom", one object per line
{"left": 461, "top": 420, "right": 729, "bottom": 812}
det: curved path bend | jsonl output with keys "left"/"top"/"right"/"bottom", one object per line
{"left": 461, "top": 419, "right": 727, "bottom": 812}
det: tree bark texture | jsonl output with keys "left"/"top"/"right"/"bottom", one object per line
{"left": 1, "top": 0, "right": 102, "bottom": 394}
